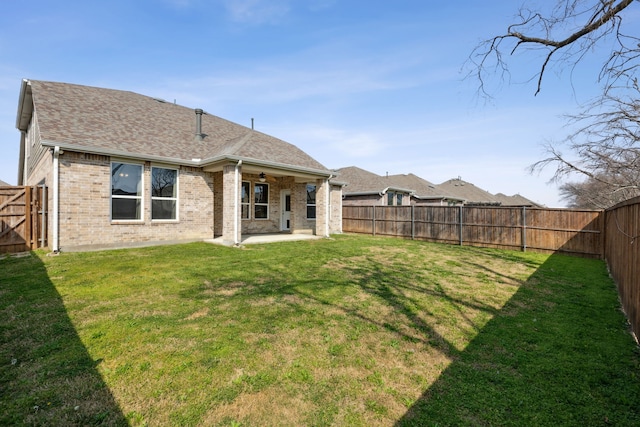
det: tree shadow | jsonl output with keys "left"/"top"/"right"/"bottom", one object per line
{"left": 395, "top": 253, "right": 640, "bottom": 426}
{"left": 0, "top": 252, "right": 127, "bottom": 426}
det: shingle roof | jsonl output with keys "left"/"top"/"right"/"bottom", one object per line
{"left": 20, "top": 80, "right": 329, "bottom": 174}
{"left": 437, "top": 177, "right": 501, "bottom": 205}
{"left": 335, "top": 166, "right": 414, "bottom": 194}
{"left": 0, "top": 179, "right": 11, "bottom": 186}
{"left": 386, "top": 173, "right": 461, "bottom": 200}
{"left": 494, "top": 193, "right": 542, "bottom": 207}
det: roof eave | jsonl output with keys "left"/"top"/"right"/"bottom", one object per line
{"left": 39, "top": 141, "right": 334, "bottom": 178}
{"left": 201, "top": 155, "right": 334, "bottom": 178}
{"left": 16, "top": 79, "right": 33, "bottom": 131}
{"left": 40, "top": 140, "right": 197, "bottom": 165}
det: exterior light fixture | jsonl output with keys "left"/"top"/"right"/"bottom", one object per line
{"left": 259, "top": 172, "right": 266, "bottom": 182}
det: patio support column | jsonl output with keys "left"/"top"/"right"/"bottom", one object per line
{"left": 315, "top": 178, "right": 329, "bottom": 237}
{"left": 222, "top": 163, "right": 242, "bottom": 245}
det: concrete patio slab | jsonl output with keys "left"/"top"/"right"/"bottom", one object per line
{"left": 206, "top": 233, "right": 322, "bottom": 246}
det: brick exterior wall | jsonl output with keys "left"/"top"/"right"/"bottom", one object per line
{"left": 56, "top": 152, "right": 214, "bottom": 250}
{"left": 329, "top": 184, "right": 342, "bottom": 234}
{"left": 21, "top": 114, "right": 341, "bottom": 250}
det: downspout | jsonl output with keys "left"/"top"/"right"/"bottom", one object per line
{"left": 234, "top": 160, "right": 242, "bottom": 245}
{"left": 52, "top": 146, "right": 60, "bottom": 253}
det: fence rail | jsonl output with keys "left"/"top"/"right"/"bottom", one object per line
{"left": 0, "top": 185, "right": 47, "bottom": 254}
{"left": 604, "top": 196, "right": 640, "bottom": 342}
{"left": 343, "top": 205, "right": 603, "bottom": 257}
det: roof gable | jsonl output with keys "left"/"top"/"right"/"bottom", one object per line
{"left": 21, "top": 80, "right": 328, "bottom": 174}
{"left": 437, "top": 177, "right": 501, "bottom": 205}
{"left": 335, "top": 166, "right": 413, "bottom": 195}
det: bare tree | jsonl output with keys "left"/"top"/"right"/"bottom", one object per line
{"left": 470, "top": 0, "right": 638, "bottom": 96}
{"left": 529, "top": 82, "right": 640, "bottom": 207}
{"left": 470, "top": 1, "right": 640, "bottom": 207}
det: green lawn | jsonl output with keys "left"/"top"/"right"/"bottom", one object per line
{"left": 1, "top": 234, "right": 638, "bottom": 426}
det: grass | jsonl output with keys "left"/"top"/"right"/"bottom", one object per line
{"left": 1, "top": 234, "right": 638, "bottom": 426}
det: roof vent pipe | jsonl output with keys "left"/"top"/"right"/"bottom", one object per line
{"left": 195, "top": 108, "right": 204, "bottom": 141}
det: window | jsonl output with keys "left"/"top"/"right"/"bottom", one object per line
{"left": 396, "top": 193, "right": 403, "bottom": 206}
{"left": 254, "top": 183, "right": 269, "bottom": 219}
{"left": 111, "top": 162, "right": 143, "bottom": 220}
{"left": 241, "top": 181, "right": 250, "bottom": 219}
{"left": 387, "top": 192, "right": 395, "bottom": 206}
{"left": 151, "top": 167, "right": 178, "bottom": 220}
{"left": 306, "top": 184, "right": 317, "bottom": 219}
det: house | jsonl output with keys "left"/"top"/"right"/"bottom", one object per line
{"left": 337, "top": 167, "right": 463, "bottom": 206}
{"left": 0, "top": 179, "right": 10, "bottom": 186}
{"left": 437, "top": 177, "right": 501, "bottom": 206}
{"left": 16, "top": 79, "right": 342, "bottom": 251}
{"left": 336, "top": 166, "right": 414, "bottom": 206}
{"left": 493, "top": 193, "right": 542, "bottom": 207}
{"left": 385, "top": 173, "right": 463, "bottom": 205}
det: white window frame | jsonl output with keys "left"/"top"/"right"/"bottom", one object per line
{"left": 387, "top": 192, "right": 395, "bottom": 206}
{"left": 111, "top": 161, "right": 144, "bottom": 222}
{"left": 306, "top": 184, "right": 317, "bottom": 220}
{"left": 254, "top": 182, "right": 269, "bottom": 220}
{"left": 151, "top": 166, "right": 179, "bottom": 221}
{"left": 241, "top": 181, "right": 251, "bottom": 220}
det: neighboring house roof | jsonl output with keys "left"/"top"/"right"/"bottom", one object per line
{"left": 335, "top": 166, "right": 414, "bottom": 195}
{"left": 16, "top": 79, "right": 332, "bottom": 178}
{"left": 437, "top": 177, "right": 501, "bottom": 206}
{"left": 0, "top": 179, "right": 10, "bottom": 186}
{"left": 494, "top": 193, "right": 543, "bottom": 207}
{"left": 386, "top": 173, "right": 463, "bottom": 202}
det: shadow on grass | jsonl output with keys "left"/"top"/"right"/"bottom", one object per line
{"left": 0, "top": 253, "right": 127, "bottom": 426}
{"left": 395, "top": 253, "right": 640, "bottom": 426}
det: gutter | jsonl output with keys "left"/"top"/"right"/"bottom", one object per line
{"left": 39, "top": 140, "right": 335, "bottom": 179}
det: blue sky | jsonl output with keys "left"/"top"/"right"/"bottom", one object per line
{"left": 0, "top": 0, "right": 619, "bottom": 206}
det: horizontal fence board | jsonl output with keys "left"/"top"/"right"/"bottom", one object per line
{"left": 0, "top": 186, "right": 47, "bottom": 254}
{"left": 343, "top": 205, "right": 603, "bottom": 257}
{"left": 604, "top": 196, "right": 640, "bottom": 341}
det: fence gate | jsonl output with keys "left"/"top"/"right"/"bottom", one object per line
{"left": 0, "top": 186, "right": 47, "bottom": 254}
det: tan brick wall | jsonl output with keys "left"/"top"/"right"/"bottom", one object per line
{"left": 342, "top": 194, "right": 385, "bottom": 206}
{"left": 329, "top": 184, "right": 342, "bottom": 234}
{"left": 213, "top": 171, "right": 223, "bottom": 236}
{"left": 57, "top": 152, "right": 214, "bottom": 250}
{"left": 24, "top": 146, "right": 54, "bottom": 250}
{"left": 25, "top": 146, "right": 343, "bottom": 249}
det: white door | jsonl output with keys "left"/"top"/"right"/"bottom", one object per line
{"left": 281, "top": 190, "right": 291, "bottom": 231}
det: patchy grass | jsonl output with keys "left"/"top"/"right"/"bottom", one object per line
{"left": 1, "top": 234, "right": 638, "bottom": 426}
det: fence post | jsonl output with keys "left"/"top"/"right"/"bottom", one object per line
{"left": 40, "top": 185, "right": 47, "bottom": 249}
{"left": 411, "top": 205, "right": 415, "bottom": 240}
{"left": 459, "top": 205, "right": 463, "bottom": 246}
{"left": 521, "top": 206, "right": 527, "bottom": 252}
{"left": 24, "top": 186, "right": 32, "bottom": 250}
{"left": 372, "top": 205, "right": 376, "bottom": 236}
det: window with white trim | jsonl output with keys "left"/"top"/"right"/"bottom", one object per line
{"left": 241, "top": 181, "right": 250, "bottom": 219}
{"left": 111, "top": 162, "right": 143, "bottom": 220}
{"left": 306, "top": 184, "right": 317, "bottom": 219}
{"left": 396, "top": 193, "right": 403, "bottom": 206}
{"left": 254, "top": 183, "right": 269, "bottom": 219}
{"left": 151, "top": 167, "right": 178, "bottom": 220}
{"left": 387, "top": 192, "right": 395, "bottom": 206}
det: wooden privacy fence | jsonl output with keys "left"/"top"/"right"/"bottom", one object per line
{"left": 343, "top": 205, "right": 603, "bottom": 257}
{"left": 604, "top": 197, "right": 640, "bottom": 342}
{"left": 0, "top": 186, "right": 47, "bottom": 254}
